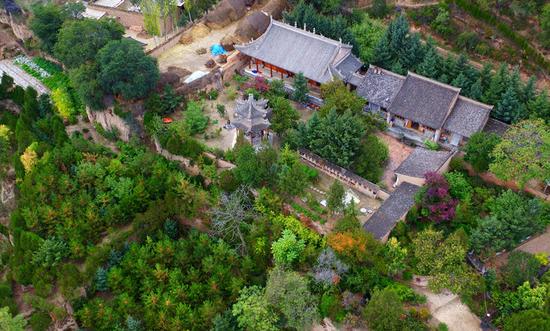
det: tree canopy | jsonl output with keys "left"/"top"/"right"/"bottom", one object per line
{"left": 97, "top": 39, "right": 160, "bottom": 100}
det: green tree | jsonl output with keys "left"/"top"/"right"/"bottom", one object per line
{"left": 276, "top": 146, "right": 309, "bottom": 197}
{"left": 350, "top": 14, "right": 386, "bottom": 63}
{"left": 495, "top": 86, "right": 523, "bottom": 123}
{"left": 503, "top": 309, "right": 550, "bottom": 331}
{"left": 233, "top": 143, "right": 276, "bottom": 187}
{"left": 352, "top": 134, "right": 388, "bottom": 182}
{"left": 270, "top": 96, "right": 299, "bottom": 136}
{"left": 417, "top": 42, "right": 441, "bottom": 79}
{"left": 29, "top": 4, "right": 65, "bottom": 53}
{"left": 54, "top": 18, "right": 124, "bottom": 68}
{"left": 184, "top": 101, "right": 209, "bottom": 134}
{"left": 300, "top": 110, "right": 365, "bottom": 168}
{"left": 292, "top": 72, "right": 309, "bottom": 103}
{"left": 265, "top": 268, "right": 319, "bottom": 330}
{"left": 97, "top": 39, "right": 159, "bottom": 100}
{"left": 0, "top": 307, "right": 26, "bottom": 331}
{"left": 540, "top": 3, "right": 550, "bottom": 48}
{"left": 483, "top": 64, "right": 509, "bottom": 106}
{"left": 467, "top": 78, "right": 483, "bottom": 100}
{"left": 327, "top": 180, "right": 345, "bottom": 213}
{"left": 68, "top": 63, "right": 104, "bottom": 110}
{"left": 363, "top": 288, "right": 405, "bottom": 331}
{"left": 385, "top": 237, "right": 407, "bottom": 276}
{"left": 271, "top": 229, "right": 305, "bottom": 267}
{"left": 528, "top": 89, "right": 550, "bottom": 123}
{"left": 431, "top": 3, "right": 453, "bottom": 36}
{"left": 320, "top": 80, "right": 365, "bottom": 116}
{"left": 500, "top": 251, "right": 541, "bottom": 289}
{"left": 489, "top": 119, "right": 550, "bottom": 186}
{"left": 464, "top": 132, "right": 501, "bottom": 172}
{"left": 369, "top": 0, "right": 388, "bottom": 18}
{"left": 232, "top": 286, "right": 278, "bottom": 331}
{"left": 413, "top": 229, "right": 476, "bottom": 294}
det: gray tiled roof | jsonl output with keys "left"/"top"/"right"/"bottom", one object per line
{"left": 483, "top": 117, "right": 509, "bottom": 136}
{"left": 356, "top": 66, "right": 405, "bottom": 109}
{"left": 443, "top": 96, "right": 492, "bottom": 138}
{"left": 388, "top": 72, "right": 460, "bottom": 129}
{"left": 395, "top": 148, "right": 454, "bottom": 178}
{"left": 235, "top": 19, "right": 358, "bottom": 83}
{"left": 363, "top": 182, "right": 419, "bottom": 239}
{"left": 334, "top": 54, "right": 363, "bottom": 82}
{"left": 233, "top": 94, "right": 271, "bottom": 132}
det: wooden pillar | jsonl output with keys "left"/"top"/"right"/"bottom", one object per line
{"left": 270, "top": 65, "right": 273, "bottom": 77}
{"left": 248, "top": 58, "right": 251, "bottom": 69}
{"left": 255, "top": 59, "right": 259, "bottom": 72}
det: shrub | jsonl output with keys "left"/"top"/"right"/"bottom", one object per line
{"left": 216, "top": 104, "right": 225, "bottom": 117}
{"left": 500, "top": 251, "right": 540, "bottom": 289}
{"left": 29, "top": 311, "right": 52, "bottom": 331}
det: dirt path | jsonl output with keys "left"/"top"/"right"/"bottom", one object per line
{"left": 490, "top": 225, "right": 550, "bottom": 268}
{"left": 412, "top": 283, "right": 481, "bottom": 331}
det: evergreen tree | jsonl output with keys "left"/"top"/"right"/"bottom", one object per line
{"left": 451, "top": 73, "right": 470, "bottom": 91}
{"left": 292, "top": 72, "right": 309, "bottom": 104}
{"left": 372, "top": 32, "right": 393, "bottom": 68}
{"left": 390, "top": 60, "right": 405, "bottom": 75}
{"left": 527, "top": 90, "right": 550, "bottom": 122}
{"left": 468, "top": 79, "right": 483, "bottom": 101}
{"left": 509, "top": 67, "right": 522, "bottom": 97}
{"left": 495, "top": 86, "right": 522, "bottom": 123}
{"left": 479, "top": 63, "right": 493, "bottom": 91}
{"left": 449, "top": 53, "right": 469, "bottom": 82}
{"left": 327, "top": 180, "right": 345, "bottom": 213}
{"left": 417, "top": 45, "right": 440, "bottom": 79}
{"left": 370, "top": 0, "right": 388, "bottom": 18}
{"left": 521, "top": 76, "right": 537, "bottom": 104}
{"left": 400, "top": 33, "right": 424, "bottom": 71}
{"left": 94, "top": 267, "right": 108, "bottom": 292}
{"left": 484, "top": 64, "right": 509, "bottom": 105}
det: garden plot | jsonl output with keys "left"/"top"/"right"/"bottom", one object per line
{"left": 0, "top": 60, "right": 49, "bottom": 95}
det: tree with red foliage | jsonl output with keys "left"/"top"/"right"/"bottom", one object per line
{"left": 419, "top": 172, "right": 458, "bottom": 223}
{"left": 243, "top": 76, "right": 270, "bottom": 94}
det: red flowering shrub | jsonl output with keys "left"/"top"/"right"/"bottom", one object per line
{"left": 420, "top": 172, "right": 458, "bottom": 223}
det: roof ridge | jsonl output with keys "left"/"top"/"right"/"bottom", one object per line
{"left": 457, "top": 95, "right": 494, "bottom": 110}
{"left": 271, "top": 19, "right": 352, "bottom": 48}
{"left": 407, "top": 71, "right": 461, "bottom": 93}
{"left": 368, "top": 65, "right": 406, "bottom": 80}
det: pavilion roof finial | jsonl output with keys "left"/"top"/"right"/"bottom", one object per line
{"left": 304, "top": 22, "right": 306, "bottom": 31}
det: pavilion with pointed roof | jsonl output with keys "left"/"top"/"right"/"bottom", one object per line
{"left": 232, "top": 94, "right": 272, "bottom": 144}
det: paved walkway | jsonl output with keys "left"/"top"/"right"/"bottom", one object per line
{"left": 412, "top": 283, "right": 481, "bottom": 331}
{"left": 0, "top": 60, "right": 49, "bottom": 95}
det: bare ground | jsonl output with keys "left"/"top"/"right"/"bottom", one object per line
{"left": 157, "top": 23, "right": 238, "bottom": 73}
{"left": 377, "top": 132, "right": 414, "bottom": 191}
{"left": 412, "top": 283, "right": 482, "bottom": 331}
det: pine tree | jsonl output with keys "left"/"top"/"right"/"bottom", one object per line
{"left": 521, "top": 76, "right": 537, "bottom": 104}
{"left": 372, "top": 32, "right": 393, "bottom": 68}
{"left": 527, "top": 90, "right": 550, "bottom": 122}
{"left": 400, "top": 33, "right": 424, "bottom": 71}
{"left": 479, "top": 63, "right": 493, "bottom": 91}
{"left": 509, "top": 66, "right": 522, "bottom": 97}
{"left": 389, "top": 15, "right": 409, "bottom": 52}
{"left": 495, "top": 86, "right": 522, "bottom": 123}
{"left": 94, "top": 267, "right": 108, "bottom": 292}
{"left": 483, "top": 64, "right": 509, "bottom": 105}
{"left": 292, "top": 72, "right": 309, "bottom": 104}
{"left": 417, "top": 46, "right": 440, "bottom": 79}
{"left": 451, "top": 73, "right": 470, "bottom": 91}
{"left": 391, "top": 60, "right": 405, "bottom": 75}
{"left": 449, "top": 53, "right": 468, "bottom": 82}
{"left": 468, "top": 79, "right": 483, "bottom": 101}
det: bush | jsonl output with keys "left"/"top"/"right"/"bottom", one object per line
{"left": 456, "top": 31, "right": 480, "bottom": 51}
{"left": 30, "top": 311, "right": 52, "bottom": 331}
{"left": 500, "top": 251, "right": 540, "bottom": 289}
{"left": 207, "top": 89, "right": 219, "bottom": 100}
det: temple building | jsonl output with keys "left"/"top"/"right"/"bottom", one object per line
{"left": 232, "top": 94, "right": 272, "bottom": 145}
{"left": 356, "top": 65, "right": 493, "bottom": 146}
{"left": 235, "top": 18, "right": 363, "bottom": 102}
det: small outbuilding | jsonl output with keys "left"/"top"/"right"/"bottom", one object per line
{"left": 394, "top": 148, "right": 455, "bottom": 186}
{"left": 232, "top": 94, "right": 272, "bottom": 144}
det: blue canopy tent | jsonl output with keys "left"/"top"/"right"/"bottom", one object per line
{"left": 210, "top": 44, "right": 227, "bottom": 56}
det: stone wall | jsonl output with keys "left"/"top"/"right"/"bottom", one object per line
{"left": 175, "top": 68, "right": 223, "bottom": 96}
{"left": 87, "top": 4, "right": 145, "bottom": 29}
{"left": 86, "top": 107, "right": 133, "bottom": 142}
{"left": 147, "top": 25, "right": 189, "bottom": 58}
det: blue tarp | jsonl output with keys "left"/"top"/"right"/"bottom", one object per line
{"left": 210, "top": 44, "right": 227, "bottom": 56}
